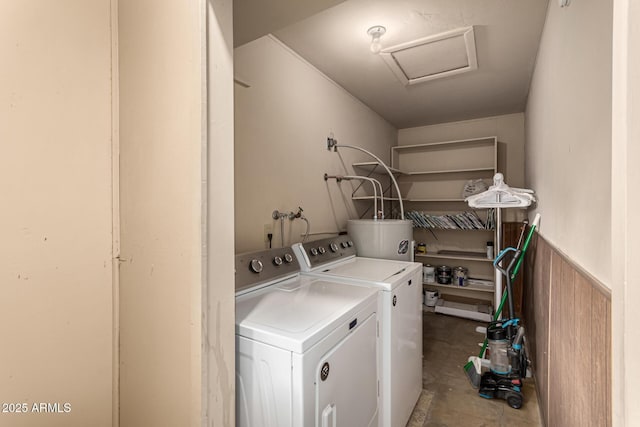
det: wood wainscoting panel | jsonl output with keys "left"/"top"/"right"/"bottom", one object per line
{"left": 589, "top": 274, "right": 612, "bottom": 427}
{"left": 549, "top": 252, "right": 575, "bottom": 426}
{"left": 524, "top": 233, "right": 611, "bottom": 427}
{"left": 523, "top": 232, "right": 537, "bottom": 367}
{"left": 574, "top": 269, "right": 594, "bottom": 426}
{"left": 524, "top": 232, "right": 551, "bottom": 425}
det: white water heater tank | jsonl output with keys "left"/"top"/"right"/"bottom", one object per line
{"left": 347, "top": 219, "right": 413, "bottom": 261}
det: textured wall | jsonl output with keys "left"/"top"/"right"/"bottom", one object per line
{"left": 398, "top": 113, "right": 526, "bottom": 187}
{"left": 398, "top": 113, "right": 527, "bottom": 224}
{"left": 234, "top": 35, "right": 397, "bottom": 253}
{"left": 118, "top": 0, "right": 205, "bottom": 425}
{"left": 0, "top": 1, "right": 115, "bottom": 425}
{"left": 206, "top": 0, "right": 236, "bottom": 425}
{"left": 611, "top": 0, "right": 640, "bottom": 424}
{"left": 525, "top": 0, "right": 613, "bottom": 287}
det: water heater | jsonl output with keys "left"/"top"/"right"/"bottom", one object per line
{"left": 347, "top": 219, "right": 413, "bottom": 261}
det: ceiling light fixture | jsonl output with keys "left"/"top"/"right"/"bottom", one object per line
{"left": 367, "top": 25, "right": 386, "bottom": 54}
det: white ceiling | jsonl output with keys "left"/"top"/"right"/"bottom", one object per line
{"left": 235, "top": 0, "right": 549, "bottom": 129}
{"left": 233, "top": 0, "right": 347, "bottom": 47}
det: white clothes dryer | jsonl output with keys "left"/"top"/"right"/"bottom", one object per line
{"left": 235, "top": 247, "right": 379, "bottom": 427}
{"left": 292, "top": 235, "right": 423, "bottom": 427}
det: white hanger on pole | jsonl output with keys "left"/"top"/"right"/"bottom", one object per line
{"left": 465, "top": 173, "right": 536, "bottom": 318}
{"left": 466, "top": 173, "right": 535, "bottom": 208}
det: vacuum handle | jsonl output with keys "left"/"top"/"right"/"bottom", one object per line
{"left": 494, "top": 247, "right": 522, "bottom": 278}
{"left": 507, "top": 249, "right": 522, "bottom": 275}
{"left": 493, "top": 247, "right": 515, "bottom": 268}
{"left": 494, "top": 247, "right": 521, "bottom": 319}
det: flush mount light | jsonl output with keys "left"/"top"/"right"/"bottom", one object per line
{"left": 367, "top": 25, "right": 386, "bottom": 54}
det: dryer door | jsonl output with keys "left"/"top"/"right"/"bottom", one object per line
{"left": 316, "top": 313, "right": 378, "bottom": 427}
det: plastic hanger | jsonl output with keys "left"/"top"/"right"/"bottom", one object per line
{"left": 466, "top": 173, "right": 535, "bottom": 208}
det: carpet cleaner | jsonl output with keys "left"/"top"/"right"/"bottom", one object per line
{"left": 464, "top": 214, "right": 540, "bottom": 410}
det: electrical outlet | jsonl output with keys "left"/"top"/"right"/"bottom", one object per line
{"left": 264, "top": 224, "right": 273, "bottom": 247}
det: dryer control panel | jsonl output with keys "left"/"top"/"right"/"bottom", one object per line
{"left": 292, "top": 235, "right": 357, "bottom": 271}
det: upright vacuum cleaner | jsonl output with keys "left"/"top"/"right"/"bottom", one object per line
{"left": 464, "top": 214, "right": 540, "bottom": 409}
{"left": 477, "top": 244, "right": 529, "bottom": 409}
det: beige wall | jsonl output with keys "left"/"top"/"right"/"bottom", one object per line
{"left": 234, "top": 36, "right": 397, "bottom": 253}
{"left": 0, "top": 1, "right": 115, "bottom": 426}
{"left": 611, "top": 0, "right": 640, "bottom": 425}
{"left": 526, "top": 0, "right": 625, "bottom": 424}
{"left": 398, "top": 113, "right": 527, "bottom": 221}
{"left": 205, "top": 0, "right": 236, "bottom": 425}
{"left": 525, "top": 0, "right": 613, "bottom": 287}
{"left": 118, "top": 0, "right": 205, "bottom": 426}
{"left": 2, "top": 1, "right": 235, "bottom": 426}
{"left": 398, "top": 113, "right": 525, "bottom": 187}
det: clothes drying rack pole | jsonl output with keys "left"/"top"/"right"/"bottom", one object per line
{"left": 465, "top": 173, "right": 536, "bottom": 320}
{"left": 495, "top": 207, "right": 502, "bottom": 317}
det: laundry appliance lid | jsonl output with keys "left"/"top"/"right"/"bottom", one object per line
{"left": 235, "top": 275, "right": 377, "bottom": 353}
{"left": 316, "top": 257, "right": 421, "bottom": 288}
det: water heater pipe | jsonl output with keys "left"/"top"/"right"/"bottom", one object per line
{"left": 327, "top": 139, "right": 404, "bottom": 219}
{"left": 325, "top": 174, "right": 384, "bottom": 219}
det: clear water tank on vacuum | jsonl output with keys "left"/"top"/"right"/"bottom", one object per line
{"left": 347, "top": 219, "right": 413, "bottom": 261}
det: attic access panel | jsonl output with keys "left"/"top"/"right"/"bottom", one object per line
{"left": 380, "top": 26, "right": 478, "bottom": 86}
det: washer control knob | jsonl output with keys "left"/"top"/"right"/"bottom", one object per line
{"left": 318, "top": 246, "right": 326, "bottom": 254}
{"left": 284, "top": 253, "right": 294, "bottom": 263}
{"left": 347, "top": 240, "right": 354, "bottom": 247}
{"left": 329, "top": 242, "right": 339, "bottom": 252}
{"left": 310, "top": 248, "right": 318, "bottom": 256}
{"left": 341, "top": 241, "right": 348, "bottom": 248}
{"left": 273, "top": 256, "right": 283, "bottom": 266}
{"left": 250, "top": 259, "right": 263, "bottom": 273}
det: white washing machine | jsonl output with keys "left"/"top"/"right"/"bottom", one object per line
{"left": 235, "top": 247, "right": 380, "bottom": 427}
{"left": 292, "top": 236, "right": 423, "bottom": 427}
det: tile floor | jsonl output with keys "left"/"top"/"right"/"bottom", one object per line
{"left": 407, "top": 311, "right": 543, "bottom": 427}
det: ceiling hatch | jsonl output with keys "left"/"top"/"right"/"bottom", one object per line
{"left": 381, "top": 26, "right": 478, "bottom": 86}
